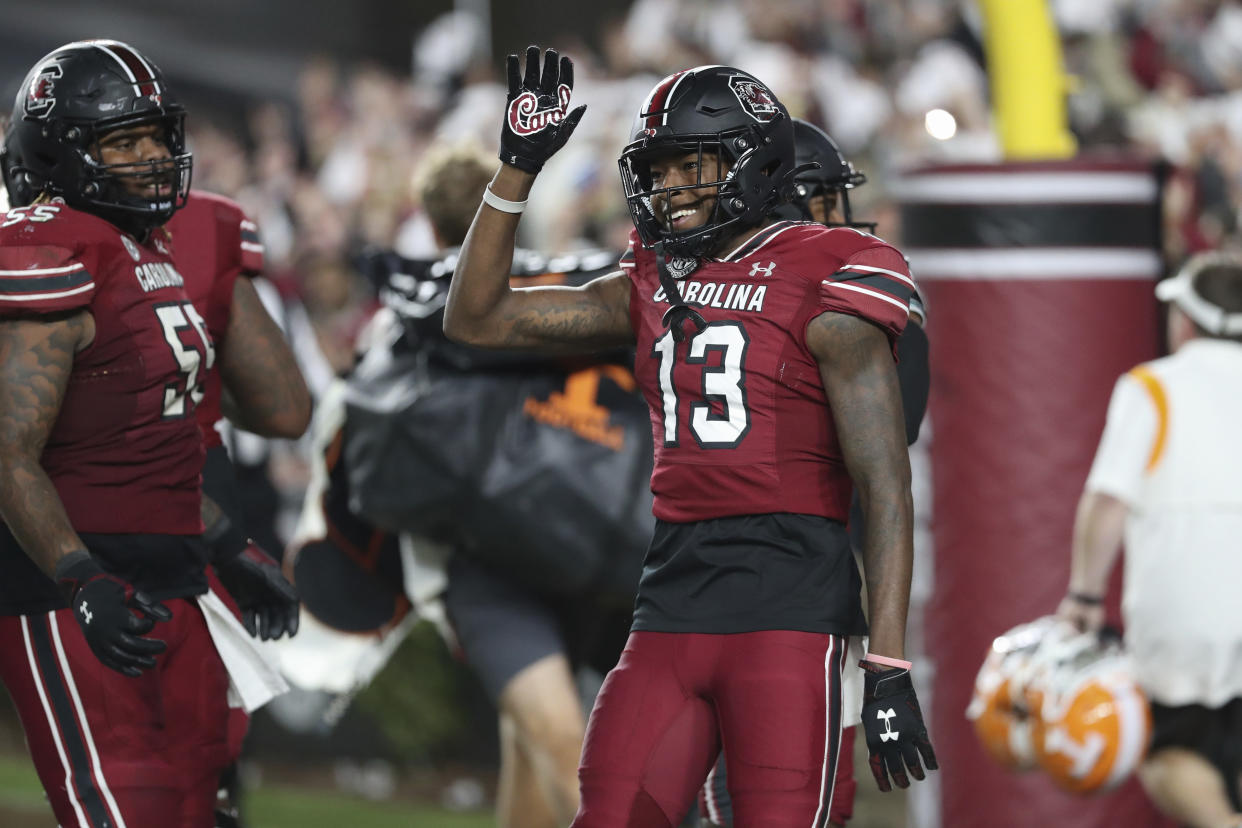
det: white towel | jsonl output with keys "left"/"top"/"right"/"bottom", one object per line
{"left": 197, "top": 589, "right": 290, "bottom": 713}
{"left": 841, "top": 635, "right": 868, "bottom": 727}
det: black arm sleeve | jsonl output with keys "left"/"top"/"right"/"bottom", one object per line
{"left": 896, "top": 322, "right": 930, "bottom": 445}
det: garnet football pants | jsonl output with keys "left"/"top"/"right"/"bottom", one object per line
{"left": 699, "top": 725, "right": 858, "bottom": 826}
{"left": 0, "top": 574, "right": 247, "bottom": 828}
{"left": 572, "top": 630, "right": 848, "bottom": 828}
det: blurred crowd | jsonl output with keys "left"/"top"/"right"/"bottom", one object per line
{"left": 178, "top": 0, "right": 1242, "bottom": 544}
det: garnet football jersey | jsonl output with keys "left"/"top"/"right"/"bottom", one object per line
{"left": 165, "top": 191, "right": 264, "bottom": 450}
{"left": 0, "top": 201, "right": 211, "bottom": 535}
{"left": 623, "top": 221, "right": 914, "bottom": 523}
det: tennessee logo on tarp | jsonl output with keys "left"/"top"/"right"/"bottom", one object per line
{"left": 524, "top": 365, "right": 637, "bottom": 451}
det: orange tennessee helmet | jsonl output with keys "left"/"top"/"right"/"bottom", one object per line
{"left": 1029, "top": 633, "right": 1151, "bottom": 794}
{"left": 966, "top": 616, "right": 1061, "bottom": 771}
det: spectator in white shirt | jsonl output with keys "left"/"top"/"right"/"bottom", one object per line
{"left": 1058, "top": 251, "right": 1242, "bottom": 828}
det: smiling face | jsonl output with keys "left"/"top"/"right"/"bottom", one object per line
{"left": 93, "top": 121, "right": 176, "bottom": 202}
{"left": 646, "top": 149, "right": 732, "bottom": 234}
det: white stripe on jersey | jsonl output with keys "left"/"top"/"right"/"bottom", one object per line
{"left": 0, "top": 283, "right": 94, "bottom": 303}
{"left": 821, "top": 280, "right": 908, "bottom": 313}
{"left": 728, "top": 222, "right": 803, "bottom": 262}
{"left": 0, "top": 263, "right": 87, "bottom": 277}
{"left": 836, "top": 226, "right": 883, "bottom": 242}
{"left": 718, "top": 226, "right": 761, "bottom": 262}
{"left": 837, "top": 263, "right": 916, "bottom": 289}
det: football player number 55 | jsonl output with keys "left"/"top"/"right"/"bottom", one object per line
{"left": 652, "top": 321, "right": 751, "bottom": 448}
{"left": 155, "top": 301, "right": 215, "bottom": 418}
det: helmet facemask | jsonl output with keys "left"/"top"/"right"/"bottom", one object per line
{"left": 619, "top": 114, "right": 795, "bottom": 259}
{"left": 788, "top": 167, "right": 875, "bottom": 233}
{"left": 41, "top": 112, "right": 192, "bottom": 235}
{"left": 777, "top": 118, "right": 876, "bottom": 232}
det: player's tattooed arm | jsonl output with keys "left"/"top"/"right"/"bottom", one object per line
{"left": 494, "top": 270, "right": 634, "bottom": 351}
{"left": 444, "top": 163, "right": 634, "bottom": 352}
{"left": 217, "top": 277, "right": 311, "bottom": 439}
{"left": 0, "top": 310, "right": 96, "bottom": 577}
{"left": 808, "top": 311, "right": 913, "bottom": 660}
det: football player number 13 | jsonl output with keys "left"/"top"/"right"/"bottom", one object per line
{"left": 652, "top": 321, "right": 751, "bottom": 448}
{"left": 155, "top": 301, "right": 215, "bottom": 418}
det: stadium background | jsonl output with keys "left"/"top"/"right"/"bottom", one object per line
{"left": 0, "top": 0, "right": 1239, "bottom": 826}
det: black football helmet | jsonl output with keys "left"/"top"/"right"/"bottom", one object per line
{"left": 618, "top": 66, "right": 799, "bottom": 258}
{"left": 7, "top": 39, "right": 191, "bottom": 235}
{"left": 776, "top": 119, "right": 874, "bottom": 232}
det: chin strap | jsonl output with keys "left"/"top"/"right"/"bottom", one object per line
{"left": 653, "top": 241, "right": 706, "bottom": 343}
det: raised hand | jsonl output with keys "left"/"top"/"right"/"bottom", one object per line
{"left": 499, "top": 45, "right": 587, "bottom": 174}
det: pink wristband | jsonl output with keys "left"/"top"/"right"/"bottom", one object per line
{"left": 862, "top": 653, "right": 912, "bottom": 670}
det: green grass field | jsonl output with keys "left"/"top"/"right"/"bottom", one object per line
{"left": 0, "top": 740, "right": 909, "bottom": 828}
{"left": 0, "top": 754, "right": 493, "bottom": 828}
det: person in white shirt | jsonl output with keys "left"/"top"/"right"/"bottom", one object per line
{"left": 1058, "top": 250, "right": 1242, "bottom": 828}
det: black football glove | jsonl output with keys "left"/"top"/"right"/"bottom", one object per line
{"left": 213, "top": 536, "right": 300, "bottom": 642}
{"left": 55, "top": 551, "right": 172, "bottom": 678}
{"left": 860, "top": 662, "right": 939, "bottom": 792}
{"left": 499, "top": 45, "right": 587, "bottom": 174}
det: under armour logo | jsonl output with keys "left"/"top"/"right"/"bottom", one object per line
{"left": 748, "top": 261, "right": 775, "bottom": 278}
{"left": 877, "top": 708, "right": 899, "bottom": 742}
{"left": 79, "top": 602, "right": 93, "bottom": 625}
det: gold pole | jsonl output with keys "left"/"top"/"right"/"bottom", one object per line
{"left": 979, "top": 0, "right": 1077, "bottom": 159}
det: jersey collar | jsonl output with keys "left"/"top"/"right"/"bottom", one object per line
{"left": 715, "top": 220, "right": 804, "bottom": 263}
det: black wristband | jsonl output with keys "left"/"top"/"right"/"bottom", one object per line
{"left": 204, "top": 514, "right": 248, "bottom": 563}
{"left": 52, "top": 550, "right": 102, "bottom": 602}
{"left": 1068, "top": 591, "right": 1104, "bottom": 606}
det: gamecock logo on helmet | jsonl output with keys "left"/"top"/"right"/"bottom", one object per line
{"left": 728, "top": 77, "right": 778, "bottom": 122}
{"left": 25, "top": 63, "right": 63, "bottom": 119}
{"left": 507, "top": 84, "right": 571, "bottom": 137}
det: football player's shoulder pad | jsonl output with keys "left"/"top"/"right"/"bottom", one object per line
{"left": 817, "top": 223, "right": 891, "bottom": 255}
{"left": 756, "top": 221, "right": 866, "bottom": 279}
{"left": 0, "top": 201, "right": 113, "bottom": 266}
{"left": 0, "top": 202, "right": 112, "bottom": 312}
{"left": 176, "top": 190, "right": 248, "bottom": 228}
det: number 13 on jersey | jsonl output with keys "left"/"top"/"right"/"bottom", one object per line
{"left": 652, "top": 321, "right": 751, "bottom": 448}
